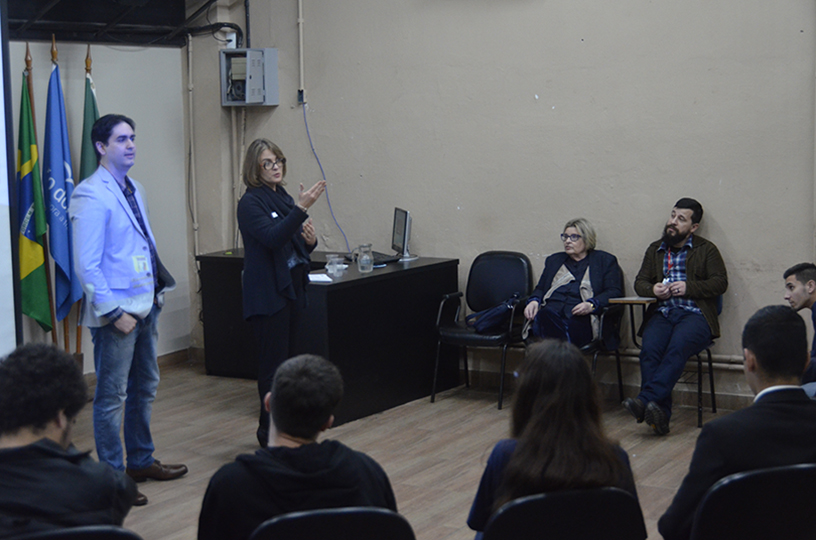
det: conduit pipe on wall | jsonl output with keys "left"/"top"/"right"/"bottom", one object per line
{"left": 186, "top": 34, "right": 201, "bottom": 263}
{"left": 298, "top": 0, "right": 305, "bottom": 103}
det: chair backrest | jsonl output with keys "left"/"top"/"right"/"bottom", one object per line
{"left": 248, "top": 507, "right": 416, "bottom": 540}
{"left": 7, "top": 525, "right": 143, "bottom": 540}
{"left": 466, "top": 251, "right": 533, "bottom": 312}
{"left": 483, "top": 487, "right": 646, "bottom": 540}
{"left": 689, "top": 463, "right": 816, "bottom": 540}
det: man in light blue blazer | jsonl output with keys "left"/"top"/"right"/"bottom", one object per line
{"left": 70, "top": 114, "right": 186, "bottom": 506}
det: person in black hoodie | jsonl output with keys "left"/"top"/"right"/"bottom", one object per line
{"left": 0, "top": 343, "right": 137, "bottom": 538}
{"left": 198, "top": 354, "right": 397, "bottom": 540}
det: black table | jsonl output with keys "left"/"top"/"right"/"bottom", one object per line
{"left": 196, "top": 250, "right": 460, "bottom": 425}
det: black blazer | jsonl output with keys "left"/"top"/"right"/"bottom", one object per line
{"left": 658, "top": 388, "right": 816, "bottom": 540}
{"left": 237, "top": 185, "right": 315, "bottom": 319}
{"left": 530, "top": 249, "right": 623, "bottom": 349}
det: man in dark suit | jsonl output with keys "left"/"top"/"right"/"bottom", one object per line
{"left": 658, "top": 305, "right": 816, "bottom": 540}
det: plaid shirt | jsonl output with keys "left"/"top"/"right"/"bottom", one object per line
{"left": 657, "top": 234, "right": 701, "bottom": 316}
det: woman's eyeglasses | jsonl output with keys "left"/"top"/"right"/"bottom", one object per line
{"left": 560, "top": 233, "right": 582, "bottom": 242}
{"left": 262, "top": 158, "right": 286, "bottom": 170}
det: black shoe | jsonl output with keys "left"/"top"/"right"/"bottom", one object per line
{"left": 644, "top": 402, "right": 670, "bottom": 436}
{"left": 134, "top": 491, "right": 148, "bottom": 506}
{"left": 622, "top": 398, "right": 645, "bottom": 423}
{"left": 257, "top": 427, "right": 269, "bottom": 448}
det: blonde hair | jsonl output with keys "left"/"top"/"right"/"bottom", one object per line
{"left": 242, "top": 139, "right": 287, "bottom": 189}
{"left": 563, "top": 218, "right": 597, "bottom": 251}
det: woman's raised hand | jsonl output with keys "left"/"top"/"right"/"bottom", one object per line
{"left": 298, "top": 180, "right": 327, "bottom": 210}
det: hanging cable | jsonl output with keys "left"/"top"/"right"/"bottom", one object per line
{"left": 302, "top": 104, "right": 349, "bottom": 252}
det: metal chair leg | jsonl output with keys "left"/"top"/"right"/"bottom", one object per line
{"left": 498, "top": 344, "right": 508, "bottom": 410}
{"left": 615, "top": 350, "right": 624, "bottom": 402}
{"left": 698, "top": 352, "right": 704, "bottom": 427}
{"left": 707, "top": 348, "right": 716, "bottom": 413}
{"left": 431, "top": 339, "right": 442, "bottom": 403}
{"left": 463, "top": 346, "right": 470, "bottom": 388}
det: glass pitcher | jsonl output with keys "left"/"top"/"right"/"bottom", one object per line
{"left": 356, "top": 243, "right": 374, "bottom": 273}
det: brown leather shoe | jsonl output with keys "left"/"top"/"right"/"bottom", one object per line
{"left": 134, "top": 491, "right": 148, "bottom": 506}
{"left": 126, "top": 459, "right": 188, "bottom": 482}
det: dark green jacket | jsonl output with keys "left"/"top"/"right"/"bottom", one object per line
{"left": 634, "top": 235, "right": 728, "bottom": 338}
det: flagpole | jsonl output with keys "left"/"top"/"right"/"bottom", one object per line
{"left": 26, "top": 42, "right": 58, "bottom": 345}
{"left": 75, "top": 45, "right": 94, "bottom": 361}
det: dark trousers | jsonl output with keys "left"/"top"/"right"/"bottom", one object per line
{"left": 637, "top": 308, "right": 711, "bottom": 420}
{"left": 802, "top": 356, "right": 816, "bottom": 385}
{"left": 251, "top": 267, "right": 307, "bottom": 435}
{"left": 533, "top": 306, "right": 593, "bottom": 347}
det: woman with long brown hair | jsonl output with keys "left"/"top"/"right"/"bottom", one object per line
{"left": 467, "top": 339, "right": 640, "bottom": 537}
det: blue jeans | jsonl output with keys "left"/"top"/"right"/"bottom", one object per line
{"left": 91, "top": 304, "right": 161, "bottom": 471}
{"left": 637, "top": 308, "right": 711, "bottom": 420}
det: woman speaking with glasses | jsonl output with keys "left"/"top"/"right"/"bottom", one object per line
{"left": 523, "top": 218, "right": 622, "bottom": 347}
{"left": 237, "top": 139, "right": 326, "bottom": 448}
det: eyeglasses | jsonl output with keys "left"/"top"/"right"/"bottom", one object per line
{"left": 262, "top": 158, "right": 286, "bottom": 170}
{"left": 560, "top": 233, "right": 582, "bottom": 242}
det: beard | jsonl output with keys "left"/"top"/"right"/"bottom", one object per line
{"left": 661, "top": 224, "right": 687, "bottom": 247}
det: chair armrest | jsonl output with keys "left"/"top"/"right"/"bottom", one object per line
{"left": 436, "top": 291, "right": 463, "bottom": 327}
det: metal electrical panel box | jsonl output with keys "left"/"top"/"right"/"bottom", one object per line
{"left": 220, "top": 48, "right": 279, "bottom": 107}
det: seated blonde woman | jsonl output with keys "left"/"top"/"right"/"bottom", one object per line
{"left": 523, "top": 218, "right": 622, "bottom": 347}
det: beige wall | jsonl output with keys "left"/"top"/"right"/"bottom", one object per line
{"left": 188, "top": 0, "right": 816, "bottom": 370}
{"left": 12, "top": 1, "right": 814, "bottom": 381}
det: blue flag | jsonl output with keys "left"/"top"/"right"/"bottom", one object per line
{"left": 43, "top": 63, "right": 82, "bottom": 321}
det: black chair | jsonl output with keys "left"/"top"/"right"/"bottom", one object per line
{"left": 580, "top": 264, "right": 626, "bottom": 401}
{"left": 690, "top": 463, "right": 816, "bottom": 540}
{"left": 248, "top": 507, "right": 416, "bottom": 540}
{"left": 8, "top": 525, "right": 143, "bottom": 540}
{"left": 679, "top": 295, "right": 722, "bottom": 427}
{"left": 483, "top": 487, "right": 647, "bottom": 540}
{"left": 431, "top": 251, "right": 534, "bottom": 409}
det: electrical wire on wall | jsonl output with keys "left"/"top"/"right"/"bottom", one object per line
{"left": 302, "top": 104, "right": 350, "bottom": 253}
{"left": 298, "top": 0, "right": 350, "bottom": 253}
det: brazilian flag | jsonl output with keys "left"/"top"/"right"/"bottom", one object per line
{"left": 17, "top": 72, "right": 52, "bottom": 331}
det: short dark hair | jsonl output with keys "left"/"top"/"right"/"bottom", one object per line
{"left": 91, "top": 114, "right": 135, "bottom": 160}
{"left": 783, "top": 263, "right": 816, "bottom": 285}
{"left": 674, "top": 197, "right": 703, "bottom": 224}
{"left": 270, "top": 355, "right": 343, "bottom": 439}
{"left": 0, "top": 343, "right": 87, "bottom": 435}
{"left": 742, "top": 305, "right": 808, "bottom": 379}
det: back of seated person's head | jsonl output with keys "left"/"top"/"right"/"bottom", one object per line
{"left": 0, "top": 343, "right": 87, "bottom": 442}
{"left": 270, "top": 355, "right": 343, "bottom": 440}
{"left": 496, "top": 340, "right": 627, "bottom": 510}
{"left": 511, "top": 339, "right": 602, "bottom": 439}
{"left": 742, "top": 305, "right": 808, "bottom": 383}
{"left": 783, "top": 262, "right": 816, "bottom": 286}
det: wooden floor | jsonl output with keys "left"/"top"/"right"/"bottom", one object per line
{"left": 71, "top": 357, "right": 725, "bottom": 540}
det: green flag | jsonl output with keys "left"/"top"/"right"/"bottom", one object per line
{"left": 78, "top": 71, "right": 99, "bottom": 182}
{"left": 17, "top": 71, "right": 52, "bottom": 331}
